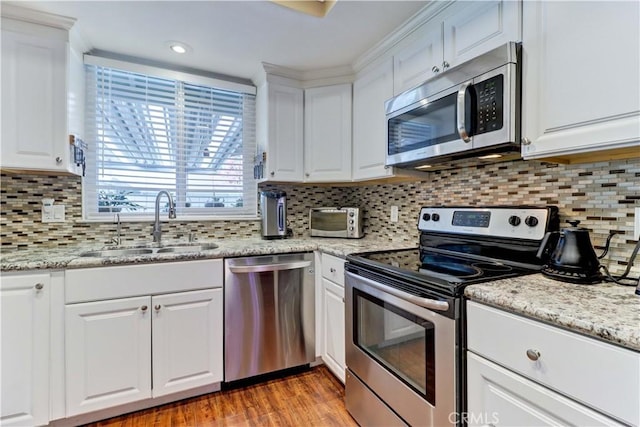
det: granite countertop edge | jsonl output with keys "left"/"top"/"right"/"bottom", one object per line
{"left": 0, "top": 237, "right": 415, "bottom": 272}
{"left": 465, "top": 275, "right": 640, "bottom": 352}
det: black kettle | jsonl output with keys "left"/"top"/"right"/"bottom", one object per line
{"left": 536, "top": 220, "right": 612, "bottom": 284}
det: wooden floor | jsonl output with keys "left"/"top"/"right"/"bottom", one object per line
{"left": 83, "top": 366, "right": 358, "bottom": 427}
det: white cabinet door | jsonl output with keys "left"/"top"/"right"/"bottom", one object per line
{"left": 0, "top": 273, "right": 50, "bottom": 427}
{"left": 467, "top": 352, "right": 623, "bottom": 427}
{"left": 65, "top": 296, "right": 152, "bottom": 416}
{"left": 152, "top": 289, "right": 223, "bottom": 397}
{"left": 1, "top": 25, "right": 71, "bottom": 174}
{"left": 263, "top": 83, "right": 304, "bottom": 181}
{"left": 443, "top": 0, "right": 521, "bottom": 69}
{"left": 322, "top": 278, "right": 345, "bottom": 383}
{"left": 304, "top": 84, "right": 352, "bottom": 182}
{"left": 521, "top": 1, "right": 640, "bottom": 160}
{"left": 393, "top": 23, "right": 443, "bottom": 95}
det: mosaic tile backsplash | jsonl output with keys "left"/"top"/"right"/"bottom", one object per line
{"left": 1, "top": 157, "right": 639, "bottom": 276}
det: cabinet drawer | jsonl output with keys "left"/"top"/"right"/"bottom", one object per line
{"left": 467, "top": 301, "right": 639, "bottom": 426}
{"left": 321, "top": 254, "right": 345, "bottom": 286}
{"left": 65, "top": 259, "right": 223, "bottom": 303}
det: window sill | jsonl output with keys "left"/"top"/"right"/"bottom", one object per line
{"left": 80, "top": 215, "right": 261, "bottom": 223}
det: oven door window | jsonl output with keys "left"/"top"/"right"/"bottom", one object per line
{"left": 353, "top": 288, "right": 436, "bottom": 405}
{"left": 387, "top": 92, "right": 460, "bottom": 156}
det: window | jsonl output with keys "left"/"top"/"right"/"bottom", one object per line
{"left": 83, "top": 59, "right": 257, "bottom": 219}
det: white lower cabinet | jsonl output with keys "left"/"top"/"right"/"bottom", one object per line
{"left": 64, "top": 260, "right": 224, "bottom": 417}
{"left": 466, "top": 301, "right": 639, "bottom": 426}
{"left": 319, "top": 254, "right": 346, "bottom": 382}
{"left": 467, "top": 353, "right": 623, "bottom": 427}
{"left": 0, "top": 272, "right": 51, "bottom": 427}
{"left": 66, "top": 296, "right": 152, "bottom": 416}
{"left": 152, "top": 289, "right": 223, "bottom": 397}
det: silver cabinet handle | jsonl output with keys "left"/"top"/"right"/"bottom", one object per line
{"left": 456, "top": 81, "right": 472, "bottom": 143}
{"left": 442, "top": 61, "right": 450, "bottom": 70}
{"left": 35, "top": 283, "right": 44, "bottom": 290}
{"left": 521, "top": 137, "right": 532, "bottom": 146}
{"left": 526, "top": 349, "right": 541, "bottom": 361}
{"left": 155, "top": 305, "right": 161, "bottom": 311}
{"left": 228, "top": 260, "right": 312, "bottom": 274}
{"left": 55, "top": 157, "right": 63, "bottom": 164}
{"left": 141, "top": 305, "right": 148, "bottom": 312}
{"left": 431, "top": 65, "right": 440, "bottom": 73}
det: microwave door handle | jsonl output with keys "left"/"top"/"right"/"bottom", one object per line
{"left": 457, "top": 81, "right": 472, "bottom": 143}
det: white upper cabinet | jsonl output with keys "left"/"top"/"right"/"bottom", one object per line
{"left": 392, "top": 0, "right": 521, "bottom": 95}
{"left": 256, "top": 78, "right": 305, "bottom": 182}
{"left": 1, "top": 15, "right": 85, "bottom": 175}
{"left": 353, "top": 58, "right": 403, "bottom": 181}
{"left": 521, "top": 1, "right": 640, "bottom": 161}
{"left": 304, "top": 84, "right": 352, "bottom": 182}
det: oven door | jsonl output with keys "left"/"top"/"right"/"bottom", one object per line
{"left": 345, "top": 271, "right": 456, "bottom": 427}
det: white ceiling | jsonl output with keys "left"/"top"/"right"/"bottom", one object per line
{"left": 6, "top": 0, "right": 428, "bottom": 82}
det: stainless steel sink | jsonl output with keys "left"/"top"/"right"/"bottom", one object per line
{"left": 79, "top": 243, "right": 218, "bottom": 258}
{"left": 80, "top": 248, "right": 155, "bottom": 257}
{"left": 155, "top": 243, "right": 219, "bottom": 253}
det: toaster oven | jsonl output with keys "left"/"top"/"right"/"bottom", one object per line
{"left": 310, "top": 207, "right": 364, "bottom": 239}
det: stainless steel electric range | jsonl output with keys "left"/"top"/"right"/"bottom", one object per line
{"left": 344, "top": 206, "right": 559, "bottom": 427}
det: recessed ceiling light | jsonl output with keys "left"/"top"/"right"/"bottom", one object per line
{"left": 165, "top": 41, "right": 191, "bottom": 54}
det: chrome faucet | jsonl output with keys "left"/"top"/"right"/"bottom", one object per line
{"left": 153, "top": 191, "right": 176, "bottom": 243}
{"left": 111, "top": 213, "right": 121, "bottom": 246}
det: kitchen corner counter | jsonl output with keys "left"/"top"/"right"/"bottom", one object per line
{"left": 465, "top": 274, "right": 640, "bottom": 352}
{"left": 0, "top": 237, "right": 415, "bottom": 272}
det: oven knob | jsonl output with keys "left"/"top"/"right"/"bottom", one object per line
{"left": 349, "top": 212, "right": 355, "bottom": 217}
{"left": 431, "top": 213, "right": 440, "bottom": 222}
{"left": 349, "top": 226, "right": 354, "bottom": 231}
{"left": 422, "top": 213, "right": 431, "bottom": 221}
{"left": 508, "top": 215, "right": 521, "bottom": 226}
{"left": 525, "top": 216, "right": 539, "bottom": 227}
{"left": 349, "top": 219, "right": 354, "bottom": 224}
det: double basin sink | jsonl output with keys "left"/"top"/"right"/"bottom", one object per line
{"left": 80, "top": 243, "right": 219, "bottom": 258}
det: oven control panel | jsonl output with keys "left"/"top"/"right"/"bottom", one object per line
{"left": 418, "top": 207, "right": 552, "bottom": 240}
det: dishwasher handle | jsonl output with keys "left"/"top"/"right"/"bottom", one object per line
{"left": 227, "top": 260, "right": 312, "bottom": 274}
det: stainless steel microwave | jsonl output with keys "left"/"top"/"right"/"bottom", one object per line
{"left": 310, "top": 207, "right": 364, "bottom": 239}
{"left": 385, "top": 42, "right": 522, "bottom": 169}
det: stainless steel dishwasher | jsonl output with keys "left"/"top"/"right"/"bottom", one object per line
{"left": 224, "top": 252, "right": 315, "bottom": 382}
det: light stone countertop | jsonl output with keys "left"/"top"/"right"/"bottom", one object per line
{"left": 0, "top": 237, "right": 415, "bottom": 272}
{"left": 465, "top": 274, "right": 640, "bottom": 352}
{"left": 3, "top": 239, "right": 638, "bottom": 352}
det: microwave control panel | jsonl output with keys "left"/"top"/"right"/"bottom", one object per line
{"left": 474, "top": 75, "right": 504, "bottom": 134}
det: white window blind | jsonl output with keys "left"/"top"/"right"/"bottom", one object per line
{"left": 84, "top": 64, "right": 257, "bottom": 219}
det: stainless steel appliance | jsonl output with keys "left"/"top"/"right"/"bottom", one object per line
{"left": 345, "top": 206, "right": 559, "bottom": 426}
{"left": 224, "top": 253, "right": 315, "bottom": 382}
{"left": 310, "top": 207, "right": 364, "bottom": 239}
{"left": 385, "top": 42, "right": 521, "bottom": 169}
{"left": 260, "top": 190, "right": 287, "bottom": 239}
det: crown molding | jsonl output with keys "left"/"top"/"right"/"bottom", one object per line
{"left": 352, "top": 0, "right": 454, "bottom": 73}
{"left": 1, "top": 3, "right": 76, "bottom": 30}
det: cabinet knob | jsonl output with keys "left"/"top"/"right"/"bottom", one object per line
{"left": 521, "top": 137, "right": 532, "bottom": 146}
{"left": 155, "top": 305, "right": 161, "bottom": 311}
{"left": 55, "top": 156, "right": 63, "bottom": 164}
{"left": 526, "top": 349, "right": 541, "bottom": 361}
{"left": 34, "top": 283, "right": 44, "bottom": 290}
{"left": 141, "top": 305, "right": 148, "bottom": 312}
{"left": 432, "top": 66, "right": 440, "bottom": 73}
{"left": 330, "top": 267, "right": 336, "bottom": 273}
{"left": 270, "top": 171, "right": 275, "bottom": 176}
{"left": 305, "top": 173, "right": 310, "bottom": 177}
{"left": 442, "top": 61, "right": 450, "bottom": 70}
